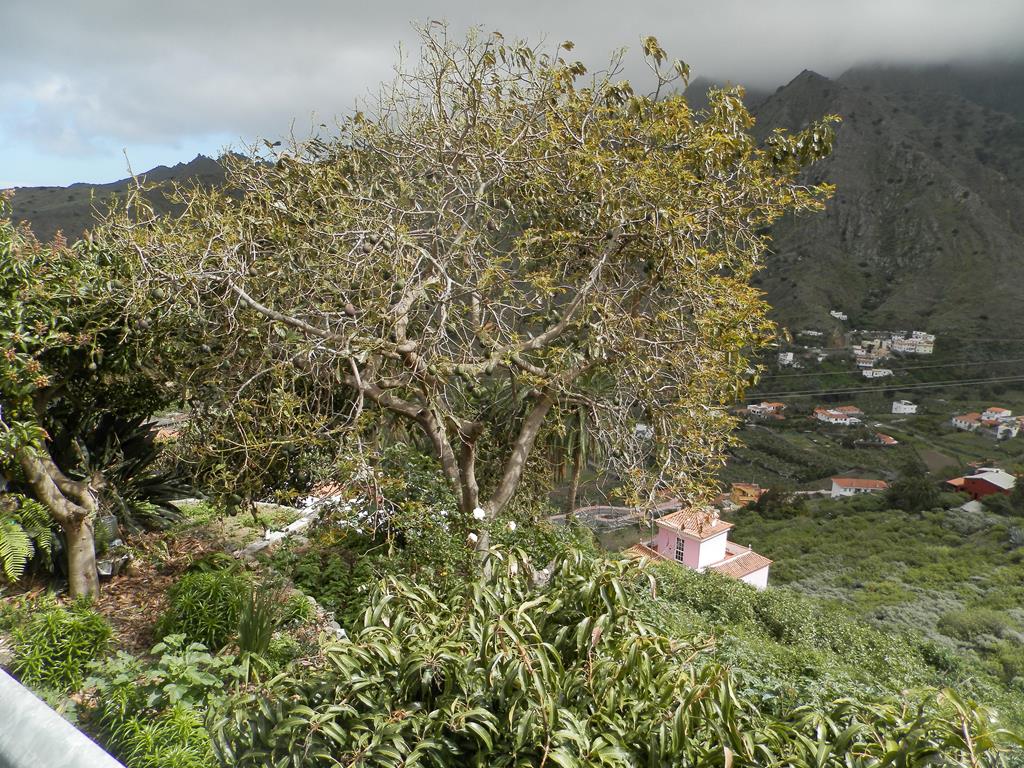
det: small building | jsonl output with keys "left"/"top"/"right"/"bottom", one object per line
{"left": 892, "top": 400, "right": 917, "bottom": 415}
{"left": 626, "top": 506, "right": 772, "bottom": 589}
{"left": 997, "top": 422, "right": 1020, "bottom": 440}
{"left": 748, "top": 401, "right": 786, "bottom": 420}
{"left": 952, "top": 413, "right": 981, "bottom": 432}
{"left": 981, "top": 407, "right": 1013, "bottom": 426}
{"left": 830, "top": 477, "right": 889, "bottom": 498}
{"left": 862, "top": 368, "right": 893, "bottom": 378}
{"left": 829, "top": 310, "right": 848, "bottom": 321}
{"left": 814, "top": 408, "right": 862, "bottom": 426}
{"left": 777, "top": 352, "right": 794, "bottom": 366}
{"left": 891, "top": 331, "right": 935, "bottom": 355}
{"left": 730, "top": 483, "right": 765, "bottom": 506}
{"left": 875, "top": 433, "right": 899, "bottom": 446}
{"left": 945, "top": 467, "right": 1016, "bottom": 500}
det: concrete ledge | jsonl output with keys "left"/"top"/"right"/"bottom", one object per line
{"left": 0, "top": 670, "right": 125, "bottom": 768}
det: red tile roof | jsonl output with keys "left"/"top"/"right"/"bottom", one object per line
{"left": 954, "top": 413, "right": 981, "bottom": 423}
{"left": 624, "top": 543, "right": 663, "bottom": 560}
{"left": 656, "top": 507, "right": 733, "bottom": 539}
{"left": 831, "top": 477, "right": 889, "bottom": 490}
{"left": 835, "top": 405, "right": 864, "bottom": 414}
{"left": 731, "top": 483, "right": 761, "bottom": 492}
{"left": 710, "top": 551, "right": 773, "bottom": 579}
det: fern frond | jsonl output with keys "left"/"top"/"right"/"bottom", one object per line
{"left": 0, "top": 517, "right": 33, "bottom": 581}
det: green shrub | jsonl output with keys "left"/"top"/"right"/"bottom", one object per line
{"left": 11, "top": 596, "right": 111, "bottom": 692}
{"left": 83, "top": 635, "right": 237, "bottom": 768}
{"left": 279, "top": 590, "right": 315, "bottom": 626}
{"left": 213, "top": 549, "right": 1013, "bottom": 766}
{"left": 104, "top": 704, "right": 213, "bottom": 768}
{"left": 156, "top": 570, "right": 250, "bottom": 649}
{"left": 938, "top": 608, "right": 1011, "bottom": 643}
{"left": 274, "top": 531, "right": 385, "bottom": 629}
{"left": 185, "top": 551, "right": 240, "bottom": 574}
{"left": 265, "top": 632, "right": 303, "bottom": 669}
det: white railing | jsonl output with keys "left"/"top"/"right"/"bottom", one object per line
{"left": 0, "top": 670, "right": 125, "bottom": 768}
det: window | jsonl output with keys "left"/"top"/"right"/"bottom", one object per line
{"left": 674, "top": 536, "right": 685, "bottom": 563}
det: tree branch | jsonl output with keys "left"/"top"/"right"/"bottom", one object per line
{"left": 485, "top": 391, "right": 555, "bottom": 515}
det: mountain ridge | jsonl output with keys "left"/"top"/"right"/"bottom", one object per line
{"left": 7, "top": 63, "right": 1024, "bottom": 341}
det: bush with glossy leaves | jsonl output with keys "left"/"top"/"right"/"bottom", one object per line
{"left": 212, "top": 549, "right": 1017, "bottom": 767}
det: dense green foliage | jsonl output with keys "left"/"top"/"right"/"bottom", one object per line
{"left": 0, "top": 194, "right": 176, "bottom": 596}
{"left": 731, "top": 498, "right": 1024, "bottom": 727}
{"left": 83, "top": 634, "right": 237, "bottom": 768}
{"left": 155, "top": 570, "right": 251, "bottom": 650}
{"left": 10, "top": 596, "right": 111, "bottom": 692}
{"left": 214, "top": 549, "right": 1015, "bottom": 767}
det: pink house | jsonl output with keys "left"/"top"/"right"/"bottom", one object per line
{"left": 626, "top": 506, "right": 771, "bottom": 589}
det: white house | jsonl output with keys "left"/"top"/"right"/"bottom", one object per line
{"left": 892, "top": 400, "right": 918, "bottom": 415}
{"left": 626, "top": 506, "right": 771, "bottom": 589}
{"left": 747, "top": 401, "right": 787, "bottom": 420}
{"left": 997, "top": 422, "right": 1020, "bottom": 440}
{"left": 862, "top": 368, "right": 893, "bottom": 378}
{"left": 815, "top": 408, "right": 862, "bottom": 426}
{"left": 891, "top": 331, "right": 935, "bottom": 355}
{"left": 952, "top": 413, "right": 981, "bottom": 431}
{"left": 830, "top": 477, "right": 889, "bottom": 498}
{"left": 830, "top": 310, "right": 848, "bottom": 321}
{"left": 777, "top": 352, "right": 794, "bottom": 366}
{"left": 982, "top": 407, "right": 1013, "bottom": 423}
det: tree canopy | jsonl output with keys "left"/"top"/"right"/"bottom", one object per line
{"left": 0, "top": 193, "right": 165, "bottom": 595}
{"left": 102, "top": 27, "right": 836, "bottom": 538}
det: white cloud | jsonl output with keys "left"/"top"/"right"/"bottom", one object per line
{"left": 1, "top": 0, "right": 1022, "bottom": 183}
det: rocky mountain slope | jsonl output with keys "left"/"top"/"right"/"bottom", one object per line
{"left": 750, "top": 65, "right": 1024, "bottom": 341}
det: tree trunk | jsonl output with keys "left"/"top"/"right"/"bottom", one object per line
{"left": 565, "top": 449, "right": 583, "bottom": 521}
{"left": 16, "top": 448, "right": 100, "bottom": 599}
{"left": 63, "top": 517, "right": 100, "bottom": 598}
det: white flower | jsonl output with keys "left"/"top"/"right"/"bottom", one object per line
{"left": 507, "top": 521, "right": 517, "bottom": 531}
{"left": 472, "top": 507, "right": 487, "bottom": 521}
{"left": 467, "top": 532, "right": 479, "bottom": 543}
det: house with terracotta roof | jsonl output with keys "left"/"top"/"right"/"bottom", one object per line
{"left": 814, "top": 407, "right": 862, "bottom": 426}
{"left": 946, "top": 467, "right": 1016, "bottom": 500}
{"left": 952, "top": 413, "right": 981, "bottom": 432}
{"left": 980, "top": 407, "right": 1015, "bottom": 428}
{"left": 830, "top": 477, "right": 889, "bottom": 498}
{"left": 874, "top": 433, "right": 899, "bottom": 447}
{"left": 625, "top": 506, "right": 771, "bottom": 590}
{"left": 835, "top": 405, "right": 865, "bottom": 416}
{"left": 730, "top": 483, "right": 765, "bottom": 506}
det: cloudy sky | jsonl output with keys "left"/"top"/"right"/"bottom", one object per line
{"left": 2, "top": 0, "right": 1022, "bottom": 187}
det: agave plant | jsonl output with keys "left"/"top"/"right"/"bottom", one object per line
{"left": 74, "top": 415, "right": 192, "bottom": 533}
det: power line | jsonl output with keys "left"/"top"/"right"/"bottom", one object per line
{"left": 744, "top": 374, "right": 1024, "bottom": 401}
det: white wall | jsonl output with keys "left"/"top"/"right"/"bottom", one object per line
{"left": 694, "top": 531, "right": 728, "bottom": 569}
